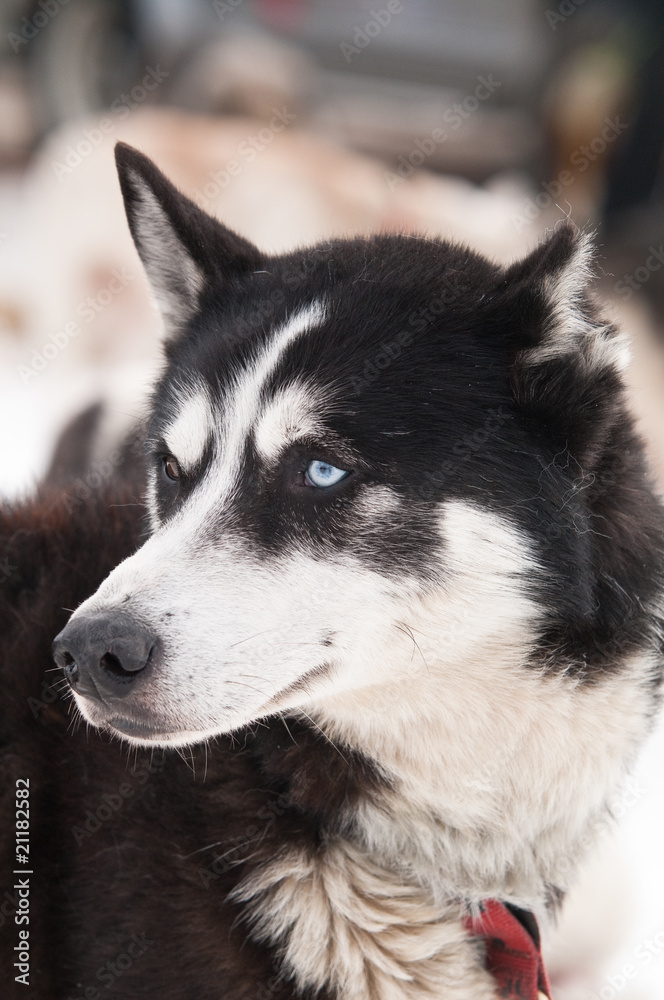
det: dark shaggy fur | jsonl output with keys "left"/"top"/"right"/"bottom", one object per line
{"left": 1, "top": 486, "right": 391, "bottom": 998}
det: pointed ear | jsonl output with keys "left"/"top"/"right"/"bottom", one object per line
{"left": 501, "top": 221, "right": 627, "bottom": 370}
{"left": 501, "top": 222, "right": 592, "bottom": 353}
{"left": 114, "top": 142, "right": 263, "bottom": 339}
{"left": 501, "top": 223, "right": 630, "bottom": 469}
{"left": 503, "top": 220, "right": 590, "bottom": 288}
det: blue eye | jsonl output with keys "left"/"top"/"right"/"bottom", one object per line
{"left": 305, "top": 460, "right": 350, "bottom": 488}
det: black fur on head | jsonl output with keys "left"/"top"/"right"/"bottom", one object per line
{"left": 114, "top": 143, "right": 664, "bottom": 682}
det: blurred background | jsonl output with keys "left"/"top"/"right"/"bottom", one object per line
{"left": 1, "top": 1, "right": 664, "bottom": 996}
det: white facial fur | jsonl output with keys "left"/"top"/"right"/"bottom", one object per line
{"left": 70, "top": 301, "right": 430, "bottom": 743}
{"left": 72, "top": 509, "right": 430, "bottom": 741}
{"left": 254, "top": 383, "right": 327, "bottom": 464}
{"left": 163, "top": 384, "right": 214, "bottom": 473}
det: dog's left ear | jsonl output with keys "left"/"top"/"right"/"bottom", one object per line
{"left": 115, "top": 143, "right": 263, "bottom": 340}
{"left": 501, "top": 222, "right": 626, "bottom": 368}
{"left": 500, "top": 223, "right": 629, "bottom": 467}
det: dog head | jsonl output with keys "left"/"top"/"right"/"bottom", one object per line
{"left": 53, "top": 143, "right": 664, "bottom": 750}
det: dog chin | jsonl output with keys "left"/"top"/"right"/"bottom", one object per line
{"left": 73, "top": 693, "right": 265, "bottom": 748}
{"left": 105, "top": 719, "right": 223, "bottom": 748}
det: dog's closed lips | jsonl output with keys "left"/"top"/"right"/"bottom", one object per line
{"left": 106, "top": 715, "right": 168, "bottom": 738}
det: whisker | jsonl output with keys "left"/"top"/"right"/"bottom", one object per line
{"left": 228, "top": 626, "right": 291, "bottom": 649}
{"left": 278, "top": 713, "right": 297, "bottom": 746}
{"left": 395, "top": 622, "right": 430, "bottom": 673}
{"left": 225, "top": 679, "right": 270, "bottom": 695}
{"left": 175, "top": 747, "right": 196, "bottom": 774}
{"left": 297, "top": 710, "right": 348, "bottom": 763}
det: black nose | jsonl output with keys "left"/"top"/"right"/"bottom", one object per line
{"left": 53, "top": 612, "right": 155, "bottom": 703}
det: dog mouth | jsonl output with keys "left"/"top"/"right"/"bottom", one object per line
{"left": 105, "top": 663, "right": 334, "bottom": 740}
{"left": 69, "top": 691, "right": 184, "bottom": 743}
{"left": 106, "top": 715, "right": 177, "bottom": 740}
{"left": 74, "top": 659, "right": 336, "bottom": 746}
{"left": 260, "top": 662, "right": 333, "bottom": 711}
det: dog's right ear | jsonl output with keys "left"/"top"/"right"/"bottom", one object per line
{"left": 114, "top": 143, "right": 263, "bottom": 340}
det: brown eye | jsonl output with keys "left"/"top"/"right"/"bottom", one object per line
{"left": 162, "top": 455, "right": 180, "bottom": 482}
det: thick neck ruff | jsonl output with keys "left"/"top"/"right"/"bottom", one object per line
{"left": 467, "top": 900, "right": 551, "bottom": 999}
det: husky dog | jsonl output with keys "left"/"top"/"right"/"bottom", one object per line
{"left": 18, "top": 142, "right": 664, "bottom": 999}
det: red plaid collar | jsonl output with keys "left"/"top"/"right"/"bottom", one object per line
{"left": 465, "top": 899, "right": 552, "bottom": 1000}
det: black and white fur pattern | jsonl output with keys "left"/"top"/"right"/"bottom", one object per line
{"left": 53, "top": 143, "right": 664, "bottom": 999}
